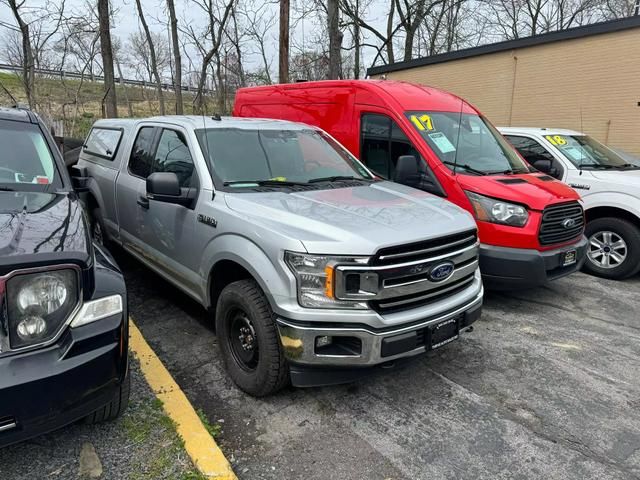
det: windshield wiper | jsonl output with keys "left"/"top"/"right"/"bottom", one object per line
{"left": 307, "top": 175, "right": 369, "bottom": 183}
{"left": 224, "top": 179, "right": 309, "bottom": 187}
{"left": 579, "top": 163, "right": 614, "bottom": 169}
{"left": 0, "top": 186, "right": 15, "bottom": 191}
{"left": 442, "top": 161, "right": 488, "bottom": 176}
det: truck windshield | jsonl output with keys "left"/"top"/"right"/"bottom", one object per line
{"left": 195, "top": 128, "right": 373, "bottom": 186}
{"left": 546, "top": 134, "right": 638, "bottom": 169}
{"left": 406, "top": 112, "right": 530, "bottom": 175}
{"left": 0, "top": 119, "right": 61, "bottom": 191}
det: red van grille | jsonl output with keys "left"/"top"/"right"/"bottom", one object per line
{"left": 539, "top": 202, "right": 584, "bottom": 246}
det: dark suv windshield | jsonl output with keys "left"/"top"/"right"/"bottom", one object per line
{"left": 195, "top": 128, "right": 372, "bottom": 186}
{"left": 0, "top": 118, "right": 61, "bottom": 190}
{"left": 406, "top": 111, "right": 530, "bottom": 175}
{"left": 546, "top": 134, "right": 637, "bottom": 169}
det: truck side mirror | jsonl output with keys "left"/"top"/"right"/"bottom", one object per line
{"left": 394, "top": 155, "right": 420, "bottom": 186}
{"left": 70, "top": 165, "right": 89, "bottom": 192}
{"left": 532, "top": 159, "right": 559, "bottom": 178}
{"left": 146, "top": 172, "right": 193, "bottom": 207}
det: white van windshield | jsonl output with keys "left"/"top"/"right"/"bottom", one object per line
{"left": 406, "top": 112, "right": 530, "bottom": 175}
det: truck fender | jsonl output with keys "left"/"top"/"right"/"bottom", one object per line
{"left": 582, "top": 192, "right": 640, "bottom": 221}
{"left": 200, "top": 234, "right": 294, "bottom": 310}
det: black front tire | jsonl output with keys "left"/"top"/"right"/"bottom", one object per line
{"left": 85, "top": 372, "right": 131, "bottom": 424}
{"left": 216, "top": 279, "right": 289, "bottom": 396}
{"left": 583, "top": 217, "right": 640, "bottom": 280}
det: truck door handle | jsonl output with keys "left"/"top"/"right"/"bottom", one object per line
{"left": 137, "top": 195, "right": 149, "bottom": 209}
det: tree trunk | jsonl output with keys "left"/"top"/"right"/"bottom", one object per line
{"left": 353, "top": 0, "right": 360, "bottom": 78}
{"left": 167, "top": 0, "right": 183, "bottom": 114}
{"left": 116, "top": 58, "right": 134, "bottom": 116}
{"left": 385, "top": 0, "right": 395, "bottom": 64}
{"left": 328, "top": 0, "right": 342, "bottom": 79}
{"left": 8, "top": 0, "right": 36, "bottom": 108}
{"left": 279, "top": 0, "right": 290, "bottom": 83}
{"left": 135, "top": 0, "right": 165, "bottom": 114}
{"left": 98, "top": 0, "right": 118, "bottom": 118}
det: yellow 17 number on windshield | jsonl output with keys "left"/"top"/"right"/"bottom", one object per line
{"left": 410, "top": 114, "right": 434, "bottom": 131}
{"left": 545, "top": 135, "right": 567, "bottom": 146}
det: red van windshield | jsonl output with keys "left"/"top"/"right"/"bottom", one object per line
{"left": 406, "top": 112, "right": 530, "bottom": 175}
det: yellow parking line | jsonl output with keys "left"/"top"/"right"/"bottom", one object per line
{"left": 129, "top": 320, "right": 237, "bottom": 480}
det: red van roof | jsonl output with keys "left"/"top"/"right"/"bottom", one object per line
{"left": 236, "top": 80, "right": 479, "bottom": 114}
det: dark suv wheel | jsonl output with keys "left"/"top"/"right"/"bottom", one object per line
{"left": 215, "top": 279, "right": 289, "bottom": 396}
{"left": 583, "top": 217, "right": 640, "bottom": 280}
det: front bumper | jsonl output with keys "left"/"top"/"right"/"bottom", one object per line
{"left": 0, "top": 312, "right": 128, "bottom": 448}
{"left": 479, "top": 235, "right": 588, "bottom": 290}
{"left": 277, "top": 284, "right": 482, "bottom": 386}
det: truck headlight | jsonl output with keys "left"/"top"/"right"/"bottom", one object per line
{"left": 6, "top": 269, "right": 79, "bottom": 349}
{"left": 284, "top": 252, "right": 369, "bottom": 309}
{"left": 465, "top": 191, "right": 529, "bottom": 227}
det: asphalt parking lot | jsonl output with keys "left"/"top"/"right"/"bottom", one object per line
{"left": 2, "top": 248, "right": 640, "bottom": 480}
{"left": 117, "top": 250, "right": 640, "bottom": 480}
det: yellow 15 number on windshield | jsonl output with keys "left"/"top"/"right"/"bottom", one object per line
{"left": 545, "top": 135, "right": 567, "bottom": 146}
{"left": 410, "top": 114, "right": 434, "bottom": 131}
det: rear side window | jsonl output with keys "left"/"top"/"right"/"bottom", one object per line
{"left": 128, "top": 127, "right": 156, "bottom": 178}
{"left": 84, "top": 127, "right": 122, "bottom": 160}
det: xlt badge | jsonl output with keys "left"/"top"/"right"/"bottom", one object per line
{"left": 197, "top": 214, "right": 217, "bottom": 228}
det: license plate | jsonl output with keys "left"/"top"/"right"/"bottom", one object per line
{"left": 562, "top": 249, "right": 577, "bottom": 266}
{"left": 429, "top": 317, "right": 460, "bottom": 350}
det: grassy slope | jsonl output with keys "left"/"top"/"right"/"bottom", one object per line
{"left": 0, "top": 72, "right": 221, "bottom": 139}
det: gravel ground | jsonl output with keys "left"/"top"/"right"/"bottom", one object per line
{"left": 0, "top": 359, "right": 205, "bottom": 480}
{"left": 113, "top": 250, "right": 640, "bottom": 480}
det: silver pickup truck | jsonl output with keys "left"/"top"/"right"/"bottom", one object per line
{"left": 74, "top": 116, "right": 483, "bottom": 396}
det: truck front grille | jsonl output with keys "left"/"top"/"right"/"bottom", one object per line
{"left": 372, "top": 230, "right": 478, "bottom": 266}
{"left": 335, "top": 229, "right": 479, "bottom": 314}
{"left": 370, "top": 273, "right": 475, "bottom": 314}
{"left": 539, "top": 202, "right": 584, "bottom": 246}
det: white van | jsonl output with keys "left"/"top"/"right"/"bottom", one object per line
{"left": 499, "top": 127, "right": 640, "bottom": 280}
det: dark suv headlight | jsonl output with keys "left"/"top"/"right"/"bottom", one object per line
{"left": 6, "top": 269, "right": 79, "bottom": 349}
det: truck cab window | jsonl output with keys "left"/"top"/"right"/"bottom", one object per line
{"left": 505, "top": 135, "right": 563, "bottom": 179}
{"left": 128, "top": 127, "right": 156, "bottom": 178}
{"left": 153, "top": 129, "right": 195, "bottom": 188}
{"left": 361, "top": 114, "right": 419, "bottom": 179}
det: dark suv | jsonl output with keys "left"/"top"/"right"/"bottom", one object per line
{"left": 0, "top": 107, "right": 129, "bottom": 447}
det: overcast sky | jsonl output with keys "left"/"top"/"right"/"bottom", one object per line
{"left": 0, "top": 0, "right": 391, "bottom": 80}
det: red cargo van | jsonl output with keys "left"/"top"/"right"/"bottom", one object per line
{"left": 233, "top": 80, "right": 587, "bottom": 289}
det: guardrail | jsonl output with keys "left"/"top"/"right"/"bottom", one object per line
{"left": 0, "top": 63, "right": 215, "bottom": 94}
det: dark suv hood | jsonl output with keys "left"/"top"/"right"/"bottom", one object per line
{"left": 0, "top": 191, "right": 90, "bottom": 273}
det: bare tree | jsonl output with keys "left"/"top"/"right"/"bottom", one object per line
{"left": 183, "top": 0, "right": 235, "bottom": 113}
{"left": 241, "top": 0, "right": 277, "bottom": 84}
{"left": 4, "top": 0, "right": 65, "bottom": 107}
{"left": 134, "top": 0, "right": 165, "bottom": 114}
{"left": 279, "top": 0, "right": 290, "bottom": 82}
{"left": 328, "top": 0, "right": 343, "bottom": 78}
{"left": 97, "top": 0, "right": 117, "bottom": 117}
{"left": 167, "top": 0, "right": 183, "bottom": 113}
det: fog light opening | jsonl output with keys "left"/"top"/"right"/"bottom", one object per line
{"left": 314, "top": 336, "right": 362, "bottom": 356}
{"left": 16, "top": 316, "right": 47, "bottom": 340}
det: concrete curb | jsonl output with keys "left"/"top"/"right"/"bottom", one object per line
{"left": 129, "top": 320, "right": 237, "bottom": 480}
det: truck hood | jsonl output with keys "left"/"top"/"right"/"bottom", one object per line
{"left": 0, "top": 191, "right": 90, "bottom": 273}
{"left": 224, "top": 181, "right": 475, "bottom": 255}
{"left": 589, "top": 169, "right": 640, "bottom": 187}
{"left": 455, "top": 173, "right": 580, "bottom": 211}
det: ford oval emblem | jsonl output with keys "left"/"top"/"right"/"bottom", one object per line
{"left": 562, "top": 218, "right": 576, "bottom": 229}
{"left": 429, "top": 262, "right": 455, "bottom": 282}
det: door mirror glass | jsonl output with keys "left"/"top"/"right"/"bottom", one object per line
{"left": 394, "top": 155, "right": 419, "bottom": 186}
